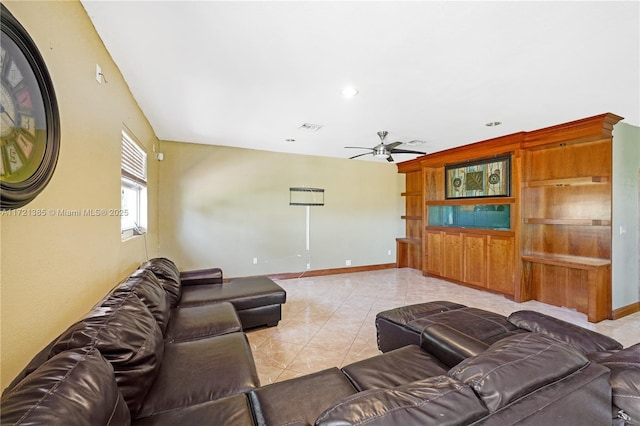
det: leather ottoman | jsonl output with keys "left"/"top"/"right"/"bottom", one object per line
{"left": 179, "top": 276, "right": 287, "bottom": 329}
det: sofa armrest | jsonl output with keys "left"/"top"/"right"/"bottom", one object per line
{"left": 597, "top": 343, "right": 640, "bottom": 422}
{"left": 508, "top": 310, "right": 623, "bottom": 354}
{"left": 315, "top": 376, "right": 488, "bottom": 426}
{"left": 420, "top": 323, "right": 489, "bottom": 368}
{"left": 179, "top": 267, "right": 223, "bottom": 286}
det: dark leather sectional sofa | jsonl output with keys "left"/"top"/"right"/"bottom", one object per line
{"left": 375, "top": 301, "right": 640, "bottom": 425}
{"left": 2, "top": 261, "right": 638, "bottom": 425}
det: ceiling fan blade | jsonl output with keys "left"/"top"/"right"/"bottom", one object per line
{"left": 349, "top": 152, "right": 373, "bottom": 159}
{"left": 385, "top": 142, "right": 403, "bottom": 149}
{"left": 345, "top": 146, "right": 374, "bottom": 150}
{"left": 389, "top": 148, "right": 426, "bottom": 155}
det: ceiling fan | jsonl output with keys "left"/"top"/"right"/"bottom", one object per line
{"left": 345, "top": 131, "right": 426, "bottom": 162}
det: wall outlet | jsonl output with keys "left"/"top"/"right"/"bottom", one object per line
{"left": 95, "top": 64, "right": 102, "bottom": 83}
{"left": 253, "top": 257, "right": 258, "bottom": 264}
{"left": 306, "top": 263, "right": 311, "bottom": 270}
{"left": 387, "top": 249, "right": 392, "bottom": 255}
{"left": 345, "top": 259, "right": 351, "bottom": 266}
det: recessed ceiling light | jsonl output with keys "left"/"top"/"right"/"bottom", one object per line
{"left": 341, "top": 86, "right": 359, "bottom": 98}
{"left": 485, "top": 121, "right": 502, "bottom": 127}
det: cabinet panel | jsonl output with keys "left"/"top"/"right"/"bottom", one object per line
{"left": 463, "top": 235, "right": 486, "bottom": 287}
{"left": 426, "top": 231, "right": 443, "bottom": 276}
{"left": 487, "top": 236, "right": 515, "bottom": 294}
{"left": 443, "top": 232, "right": 462, "bottom": 281}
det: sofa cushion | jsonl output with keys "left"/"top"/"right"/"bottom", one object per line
{"left": 250, "top": 367, "right": 357, "bottom": 426}
{"left": 0, "top": 347, "right": 130, "bottom": 425}
{"left": 376, "top": 301, "right": 467, "bottom": 327}
{"left": 408, "top": 307, "right": 521, "bottom": 344}
{"left": 1, "top": 339, "right": 58, "bottom": 395}
{"left": 141, "top": 257, "right": 182, "bottom": 307}
{"left": 341, "top": 345, "right": 448, "bottom": 391}
{"left": 164, "top": 301, "right": 242, "bottom": 343}
{"left": 178, "top": 276, "right": 286, "bottom": 310}
{"left": 50, "top": 292, "right": 164, "bottom": 417}
{"left": 448, "top": 332, "right": 589, "bottom": 412}
{"left": 132, "top": 393, "right": 254, "bottom": 426}
{"left": 508, "top": 310, "right": 623, "bottom": 353}
{"left": 315, "top": 375, "right": 488, "bottom": 426}
{"left": 137, "top": 332, "right": 259, "bottom": 419}
{"left": 597, "top": 342, "right": 640, "bottom": 421}
{"left": 117, "top": 268, "right": 171, "bottom": 333}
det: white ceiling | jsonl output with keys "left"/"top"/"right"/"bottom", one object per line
{"left": 81, "top": 1, "right": 639, "bottom": 162}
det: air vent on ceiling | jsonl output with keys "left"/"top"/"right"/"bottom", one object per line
{"left": 299, "top": 123, "right": 323, "bottom": 132}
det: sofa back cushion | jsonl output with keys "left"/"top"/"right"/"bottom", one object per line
{"left": 448, "top": 333, "right": 589, "bottom": 412}
{"left": 508, "top": 310, "right": 623, "bottom": 353}
{"left": 0, "top": 347, "right": 130, "bottom": 425}
{"left": 140, "top": 257, "right": 182, "bottom": 307}
{"left": 315, "top": 376, "right": 488, "bottom": 426}
{"left": 50, "top": 291, "right": 164, "bottom": 417}
{"left": 117, "top": 268, "right": 171, "bottom": 333}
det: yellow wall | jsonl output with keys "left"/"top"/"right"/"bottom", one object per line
{"left": 0, "top": 1, "right": 159, "bottom": 389}
{"left": 158, "top": 141, "right": 404, "bottom": 277}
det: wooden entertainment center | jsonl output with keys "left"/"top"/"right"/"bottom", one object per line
{"left": 396, "top": 113, "right": 622, "bottom": 322}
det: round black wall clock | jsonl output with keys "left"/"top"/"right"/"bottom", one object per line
{"left": 1, "top": 4, "right": 60, "bottom": 210}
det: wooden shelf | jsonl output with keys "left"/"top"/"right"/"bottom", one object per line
{"left": 401, "top": 215, "right": 422, "bottom": 220}
{"left": 522, "top": 253, "right": 610, "bottom": 270}
{"left": 426, "top": 226, "right": 514, "bottom": 237}
{"left": 401, "top": 191, "right": 422, "bottom": 197}
{"left": 522, "top": 253, "right": 612, "bottom": 322}
{"left": 426, "top": 197, "right": 515, "bottom": 206}
{"left": 523, "top": 218, "right": 611, "bottom": 226}
{"left": 524, "top": 176, "right": 609, "bottom": 188}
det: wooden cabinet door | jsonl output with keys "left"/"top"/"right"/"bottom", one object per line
{"left": 463, "top": 234, "right": 486, "bottom": 287}
{"left": 487, "top": 235, "right": 515, "bottom": 294}
{"left": 425, "top": 230, "right": 443, "bottom": 276}
{"left": 443, "top": 232, "right": 462, "bottom": 281}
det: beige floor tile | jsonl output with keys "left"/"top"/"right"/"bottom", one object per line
{"left": 254, "top": 362, "right": 285, "bottom": 385}
{"left": 320, "top": 317, "right": 365, "bottom": 335}
{"left": 252, "top": 339, "right": 306, "bottom": 369}
{"left": 306, "top": 328, "right": 357, "bottom": 354}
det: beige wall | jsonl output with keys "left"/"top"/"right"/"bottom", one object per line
{"left": 0, "top": 2, "right": 159, "bottom": 389}
{"left": 158, "top": 141, "right": 404, "bottom": 277}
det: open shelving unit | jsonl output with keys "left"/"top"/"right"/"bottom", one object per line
{"left": 396, "top": 170, "right": 424, "bottom": 270}
{"left": 520, "top": 114, "right": 621, "bottom": 322}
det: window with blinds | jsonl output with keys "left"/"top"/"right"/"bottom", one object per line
{"left": 121, "top": 130, "right": 147, "bottom": 236}
{"left": 121, "top": 132, "right": 147, "bottom": 186}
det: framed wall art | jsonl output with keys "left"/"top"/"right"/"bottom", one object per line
{"left": 445, "top": 155, "right": 511, "bottom": 199}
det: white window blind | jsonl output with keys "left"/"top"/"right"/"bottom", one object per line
{"left": 121, "top": 131, "right": 146, "bottom": 187}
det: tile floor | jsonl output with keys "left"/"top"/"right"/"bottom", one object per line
{"left": 247, "top": 268, "right": 640, "bottom": 385}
